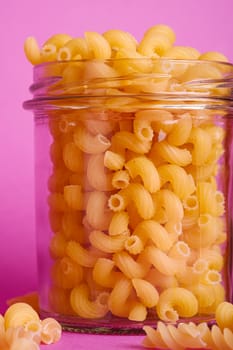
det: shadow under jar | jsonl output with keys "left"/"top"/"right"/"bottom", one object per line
{"left": 23, "top": 58, "right": 233, "bottom": 333}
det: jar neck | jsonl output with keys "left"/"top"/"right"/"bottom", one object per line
{"left": 23, "top": 59, "right": 233, "bottom": 112}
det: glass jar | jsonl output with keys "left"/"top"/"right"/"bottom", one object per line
{"left": 23, "top": 58, "right": 233, "bottom": 333}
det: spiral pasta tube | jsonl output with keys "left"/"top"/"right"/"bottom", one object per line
{"left": 143, "top": 319, "right": 233, "bottom": 350}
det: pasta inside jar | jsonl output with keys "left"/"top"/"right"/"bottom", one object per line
{"left": 23, "top": 25, "right": 233, "bottom": 333}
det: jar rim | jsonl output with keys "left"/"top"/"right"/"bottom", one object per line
{"left": 23, "top": 58, "right": 233, "bottom": 112}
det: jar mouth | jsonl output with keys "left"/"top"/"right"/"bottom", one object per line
{"left": 23, "top": 58, "right": 233, "bottom": 111}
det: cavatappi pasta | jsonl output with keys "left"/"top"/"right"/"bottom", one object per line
{"left": 142, "top": 301, "right": 233, "bottom": 349}
{"left": 24, "top": 23, "right": 232, "bottom": 328}
{"left": 0, "top": 302, "right": 61, "bottom": 349}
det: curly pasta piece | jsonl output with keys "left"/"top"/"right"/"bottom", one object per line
{"left": 87, "top": 153, "right": 113, "bottom": 191}
{"left": 113, "top": 251, "right": 150, "bottom": 279}
{"left": 108, "top": 211, "right": 129, "bottom": 236}
{"left": 108, "top": 276, "right": 132, "bottom": 318}
{"left": 120, "top": 183, "right": 155, "bottom": 219}
{"left": 158, "top": 164, "right": 195, "bottom": 200}
{"left": 132, "top": 278, "right": 159, "bottom": 308}
{"left": 51, "top": 256, "right": 83, "bottom": 289}
{"left": 89, "top": 230, "right": 128, "bottom": 253}
{"left": 70, "top": 283, "right": 109, "bottom": 319}
{"left": 103, "top": 29, "right": 137, "bottom": 51}
{"left": 216, "top": 302, "right": 233, "bottom": 331}
{"left": 24, "top": 37, "right": 41, "bottom": 65}
{"left": 142, "top": 245, "right": 178, "bottom": 276}
{"left": 104, "top": 150, "right": 125, "bottom": 170}
{"left": 62, "top": 142, "right": 83, "bottom": 173}
{"left": 188, "top": 127, "right": 212, "bottom": 166}
{"left": 4, "top": 303, "right": 40, "bottom": 330}
{"left": 66, "top": 240, "right": 98, "bottom": 267}
{"left": 199, "top": 51, "right": 229, "bottom": 62}
{"left": 111, "top": 131, "right": 152, "bottom": 154}
{"left": 156, "top": 287, "right": 198, "bottom": 322}
{"left": 112, "top": 169, "right": 130, "bottom": 189}
{"left": 73, "top": 124, "right": 111, "bottom": 154}
{"left": 167, "top": 113, "right": 192, "bottom": 146}
{"left": 138, "top": 24, "right": 175, "bottom": 56}
{"left": 64, "top": 184, "right": 84, "bottom": 210}
{"left": 125, "top": 156, "right": 161, "bottom": 193}
{"left": 85, "top": 190, "right": 113, "bottom": 230}
{"left": 197, "top": 182, "right": 225, "bottom": 216}
{"left": 40, "top": 318, "right": 62, "bottom": 344}
{"left": 84, "top": 31, "right": 112, "bottom": 59}
{"left": 124, "top": 235, "right": 144, "bottom": 255}
{"left": 92, "top": 258, "right": 122, "bottom": 288}
{"left": 152, "top": 189, "right": 184, "bottom": 223}
{"left": 133, "top": 220, "right": 173, "bottom": 252}
{"left": 57, "top": 37, "right": 91, "bottom": 60}
{"left": 151, "top": 140, "right": 192, "bottom": 167}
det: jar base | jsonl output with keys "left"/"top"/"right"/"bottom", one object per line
{"left": 40, "top": 309, "right": 216, "bottom": 334}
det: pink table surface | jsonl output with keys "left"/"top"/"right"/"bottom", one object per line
{"left": 41, "top": 332, "right": 144, "bottom": 350}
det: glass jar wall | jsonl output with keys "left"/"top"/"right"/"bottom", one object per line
{"left": 24, "top": 59, "right": 233, "bottom": 333}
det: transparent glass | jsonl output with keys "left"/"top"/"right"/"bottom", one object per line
{"left": 24, "top": 59, "right": 233, "bottom": 333}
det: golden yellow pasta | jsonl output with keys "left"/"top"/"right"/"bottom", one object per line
{"left": 125, "top": 156, "right": 160, "bottom": 193}
{"left": 132, "top": 278, "right": 159, "bottom": 308}
{"left": 66, "top": 240, "right": 98, "bottom": 267}
{"left": 89, "top": 230, "right": 128, "bottom": 253}
{"left": 85, "top": 190, "right": 113, "bottom": 230}
{"left": 152, "top": 189, "right": 184, "bottom": 223}
{"left": 128, "top": 302, "right": 148, "bottom": 322}
{"left": 158, "top": 164, "right": 196, "bottom": 199}
{"left": 24, "top": 24, "right": 231, "bottom": 327}
{"left": 92, "top": 258, "right": 122, "bottom": 288}
{"left": 124, "top": 235, "right": 144, "bottom": 255}
{"left": 108, "top": 276, "right": 132, "bottom": 318}
{"left": 111, "top": 131, "right": 152, "bottom": 154}
{"left": 24, "top": 37, "right": 41, "bottom": 65}
{"left": 108, "top": 211, "right": 129, "bottom": 236}
{"left": 87, "top": 153, "right": 113, "bottom": 191}
{"left": 138, "top": 24, "right": 175, "bottom": 56}
{"left": 49, "top": 232, "right": 67, "bottom": 259}
{"left": 4, "top": 303, "right": 40, "bottom": 330}
{"left": 70, "top": 283, "right": 109, "bottom": 318}
{"left": 84, "top": 31, "right": 112, "bottom": 59}
{"left": 104, "top": 150, "right": 125, "bottom": 170}
{"left": 113, "top": 251, "right": 150, "bottom": 279}
{"left": 103, "top": 29, "right": 137, "bottom": 52}
{"left": 133, "top": 119, "right": 154, "bottom": 142}
{"left": 133, "top": 220, "right": 173, "bottom": 252}
{"left": 188, "top": 127, "right": 212, "bottom": 166}
{"left": 57, "top": 37, "right": 91, "bottom": 60}
{"left": 111, "top": 169, "right": 130, "bottom": 189}
{"left": 120, "top": 183, "right": 155, "bottom": 219}
{"left": 199, "top": 51, "right": 229, "bottom": 62}
{"left": 51, "top": 256, "right": 83, "bottom": 289}
{"left": 73, "top": 124, "right": 111, "bottom": 154}
{"left": 151, "top": 140, "right": 192, "bottom": 166}
{"left": 197, "top": 182, "right": 225, "bottom": 216}
{"left": 62, "top": 142, "right": 83, "bottom": 173}
{"left": 142, "top": 245, "right": 178, "bottom": 276}
{"left": 63, "top": 184, "right": 84, "bottom": 210}
{"left": 40, "top": 318, "right": 62, "bottom": 345}
{"left": 156, "top": 287, "right": 199, "bottom": 322}
{"left": 167, "top": 112, "right": 193, "bottom": 146}
{"left": 216, "top": 301, "right": 233, "bottom": 331}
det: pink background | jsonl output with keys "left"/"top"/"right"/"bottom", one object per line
{"left": 0, "top": 0, "right": 233, "bottom": 348}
